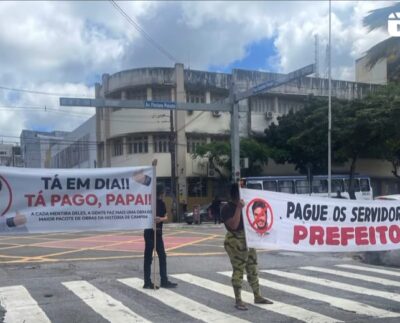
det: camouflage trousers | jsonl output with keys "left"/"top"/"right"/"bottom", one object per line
{"left": 224, "top": 230, "right": 261, "bottom": 300}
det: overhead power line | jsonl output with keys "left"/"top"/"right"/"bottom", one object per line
{"left": 0, "top": 85, "right": 92, "bottom": 98}
{"left": 109, "top": 0, "right": 177, "bottom": 63}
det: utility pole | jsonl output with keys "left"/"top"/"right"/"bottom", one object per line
{"left": 169, "top": 109, "right": 178, "bottom": 222}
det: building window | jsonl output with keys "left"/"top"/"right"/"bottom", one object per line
{"left": 127, "top": 88, "right": 147, "bottom": 100}
{"left": 187, "top": 135, "right": 207, "bottom": 154}
{"left": 112, "top": 138, "right": 123, "bottom": 156}
{"left": 188, "top": 177, "right": 208, "bottom": 197}
{"left": 153, "top": 88, "right": 171, "bottom": 101}
{"left": 153, "top": 134, "right": 170, "bottom": 153}
{"left": 187, "top": 92, "right": 205, "bottom": 104}
{"left": 127, "top": 136, "right": 148, "bottom": 154}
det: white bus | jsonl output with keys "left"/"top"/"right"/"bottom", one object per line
{"left": 241, "top": 175, "right": 373, "bottom": 200}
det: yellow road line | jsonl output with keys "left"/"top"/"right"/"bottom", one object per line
{"left": 165, "top": 235, "right": 219, "bottom": 252}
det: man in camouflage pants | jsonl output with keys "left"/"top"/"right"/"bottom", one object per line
{"left": 221, "top": 183, "right": 273, "bottom": 310}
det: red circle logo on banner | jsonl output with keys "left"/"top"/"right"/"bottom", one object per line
{"left": 246, "top": 198, "right": 274, "bottom": 235}
{"left": 0, "top": 175, "right": 13, "bottom": 217}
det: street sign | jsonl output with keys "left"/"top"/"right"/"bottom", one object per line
{"left": 235, "top": 63, "right": 315, "bottom": 101}
{"left": 60, "top": 97, "right": 231, "bottom": 112}
{"left": 59, "top": 97, "right": 94, "bottom": 107}
{"left": 144, "top": 101, "right": 176, "bottom": 109}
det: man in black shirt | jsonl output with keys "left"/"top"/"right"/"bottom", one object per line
{"left": 143, "top": 184, "right": 177, "bottom": 289}
{"left": 221, "top": 183, "right": 273, "bottom": 310}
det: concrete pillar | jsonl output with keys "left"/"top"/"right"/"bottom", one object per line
{"left": 171, "top": 88, "right": 175, "bottom": 102}
{"left": 101, "top": 74, "right": 111, "bottom": 167}
{"left": 175, "top": 63, "right": 187, "bottom": 220}
{"left": 205, "top": 91, "right": 211, "bottom": 104}
{"left": 274, "top": 96, "right": 279, "bottom": 114}
{"left": 146, "top": 87, "right": 152, "bottom": 100}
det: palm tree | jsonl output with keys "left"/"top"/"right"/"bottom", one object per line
{"left": 363, "top": 3, "right": 400, "bottom": 81}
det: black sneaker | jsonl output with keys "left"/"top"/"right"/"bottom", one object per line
{"left": 143, "top": 282, "right": 159, "bottom": 289}
{"left": 160, "top": 281, "right": 178, "bottom": 288}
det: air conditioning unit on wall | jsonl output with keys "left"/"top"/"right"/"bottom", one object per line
{"left": 265, "top": 111, "right": 273, "bottom": 120}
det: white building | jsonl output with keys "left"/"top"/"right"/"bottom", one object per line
{"left": 0, "top": 144, "right": 23, "bottom": 167}
{"left": 95, "top": 64, "right": 397, "bottom": 211}
{"left": 50, "top": 116, "right": 97, "bottom": 169}
{"left": 356, "top": 56, "right": 388, "bottom": 85}
{"left": 20, "top": 130, "right": 69, "bottom": 168}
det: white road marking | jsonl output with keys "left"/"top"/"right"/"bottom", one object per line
{"left": 262, "top": 269, "right": 400, "bottom": 303}
{"left": 119, "top": 277, "right": 249, "bottom": 323}
{"left": 172, "top": 273, "right": 339, "bottom": 323}
{"left": 0, "top": 285, "right": 51, "bottom": 323}
{"left": 63, "top": 280, "right": 149, "bottom": 323}
{"left": 336, "top": 264, "right": 400, "bottom": 277}
{"left": 302, "top": 266, "right": 400, "bottom": 287}
{"left": 220, "top": 271, "right": 399, "bottom": 318}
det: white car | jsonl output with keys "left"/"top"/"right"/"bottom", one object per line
{"left": 374, "top": 195, "right": 400, "bottom": 201}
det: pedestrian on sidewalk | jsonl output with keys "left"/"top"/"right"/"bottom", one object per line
{"left": 221, "top": 183, "right": 273, "bottom": 310}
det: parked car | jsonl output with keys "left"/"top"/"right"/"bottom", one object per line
{"left": 183, "top": 201, "right": 227, "bottom": 224}
{"left": 374, "top": 195, "right": 400, "bottom": 201}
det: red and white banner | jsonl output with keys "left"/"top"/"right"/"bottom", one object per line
{"left": 241, "top": 188, "right": 400, "bottom": 252}
{"left": 0, "top": 166, "right": 155, "bottom": 233}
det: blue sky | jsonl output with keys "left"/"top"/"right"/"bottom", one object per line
{"left": 208, "top": 38, "right": 277, "bottom": 73}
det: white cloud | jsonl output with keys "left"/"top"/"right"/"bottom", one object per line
{"left": 0, "top": 0, "right": 395, "bottom": 140}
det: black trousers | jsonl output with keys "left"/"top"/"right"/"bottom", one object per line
{"left": 143, "top": 229, "right": 167, "bottom": 284}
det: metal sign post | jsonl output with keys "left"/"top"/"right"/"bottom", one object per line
{"left": 59, "top": 63, "right": 315, "bottom": 184}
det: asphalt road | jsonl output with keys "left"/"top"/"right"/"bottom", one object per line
{"left": 1, "top": 224, "right": 400, "bottom": 322}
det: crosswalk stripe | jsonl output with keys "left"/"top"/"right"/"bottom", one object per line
{"left": 262, "top": 269, "right": 400, "bottom": 303}
{"left": 336, "top": 264, "right": 400, "bottom": 277}
{"left": 220, "top": 272, "right": 399, "bottom": 318}
{"left": 118, "top": 277, "right": 249, "bottom": 323}
{"left": 172, "top": 273, "right": 339, "bottom": 323}
{"left": 0, "top": 285, "right": 51, "bottom": 323}
{"left": 62, "top": 280, "right": 149, "bottom": 323}
{"left": 302, "top": 266, "right": 400, "bottom": 287}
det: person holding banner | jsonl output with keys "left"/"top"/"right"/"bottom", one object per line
{"left": 143, "top": 184, "right": 178, "bottom": 289}
{"left": 221, "top": 183, "right": 273, "bottom": 310}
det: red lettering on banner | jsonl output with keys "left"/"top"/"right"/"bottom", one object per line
{"left": 355, "top": 226, "right": 369, "bottom": 245}
{"left": 376, "top": 226, "right": 388, "bottom": 244}
{"left": 293, "top": 225, "right": 308, "bottom": 244}
{"left": 292, "top": 225, "right": 400, "bottom": 247}
{"left": 341, "top": 227, "right": 355, "bottom": 246}
{"left": 326, "top": 227, "right": 340, "bottom": 245}
{"left": 389, "top": 225, "right": 400, "bottom": 243}
{"left": 51, "top": 195, "right": 61, "bottom": 206}
{"left": 309, "top": 226, "right": 324, "bottom": 245}
{"left": 105, "top": 193, "right": 150, "bottom": 206}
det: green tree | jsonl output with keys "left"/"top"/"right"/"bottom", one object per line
{"left": 363, "top": 3, "right": 400, "bottom": 81}
{"left": 193, "top": 137, "right": 269, "bottom": 180}
{"left": 264, "top": 94, "right": 399, "bottom": 199}
{"left": 264, "top": 96, "right": 347, "bottom": 175}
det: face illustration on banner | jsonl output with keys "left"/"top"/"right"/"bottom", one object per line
{"left": 0, "top": 175, "right": 13, "bottom": 217}
{"left": 246, "top": 198, "right": 274, "bottom": 235}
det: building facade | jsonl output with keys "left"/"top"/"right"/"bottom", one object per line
{"left": 50, "top": 116, "right": 97, "bottom": 169}
{"left": 95, "top": 64, "right": 396, "bottom": 213}
{"left": 20, "top": 130, "right": 69, "bottom": 168}
{"left": 0, "top": 144, "right": 23, "bottom": 167}
{"left": 356, "top": 56, "right": 388, "bottom": 85}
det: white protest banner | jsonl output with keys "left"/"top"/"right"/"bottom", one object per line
{"left": 0, "top": 166, "right": 154, "bottom": 233}
{"left": 241, "top": 188, "right": 400, "bottom": 252}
